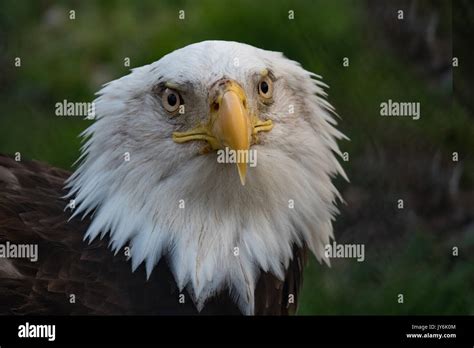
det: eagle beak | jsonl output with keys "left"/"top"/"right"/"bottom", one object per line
{"left": 211, "top": 82, "right": 250, "bottom": 185}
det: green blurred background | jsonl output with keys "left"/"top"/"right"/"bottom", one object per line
{"left": 1, "top": 0, "right": 473, "bottom": 314}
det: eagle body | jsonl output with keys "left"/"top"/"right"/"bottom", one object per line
{"left": 0, "top": 41, "right": 346, "bottom": 315}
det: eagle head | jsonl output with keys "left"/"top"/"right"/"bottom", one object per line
{"left": 66, "top": 40, "right": 347, "bottom": 314}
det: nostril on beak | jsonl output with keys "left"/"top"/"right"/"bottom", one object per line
{"left": 212, "top": 102, "right": 220, "bottom": 112}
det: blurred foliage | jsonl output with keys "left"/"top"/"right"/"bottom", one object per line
{"left": 301, "top": 230, "right": 474, "bottom": 315}
{"left": 0, "top": 0, "right": 472, "bottom": 314}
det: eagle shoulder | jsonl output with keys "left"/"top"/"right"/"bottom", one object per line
{"left": 254, "top": 245, "right": 308, "bottom": 315}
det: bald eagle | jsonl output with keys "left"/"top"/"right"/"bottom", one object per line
{"left": 0, "top": 41, "right": 347, "bottom": 315}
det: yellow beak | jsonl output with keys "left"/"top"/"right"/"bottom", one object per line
{"left": 212, "top": 85, "right": 250, "bottom": 185}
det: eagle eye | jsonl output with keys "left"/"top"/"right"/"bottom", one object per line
{"left": 258, "top": 76, "right": 273, "bottom": 100}
{"left": 162, "top": 88, "right": 182, "bottom": 113}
